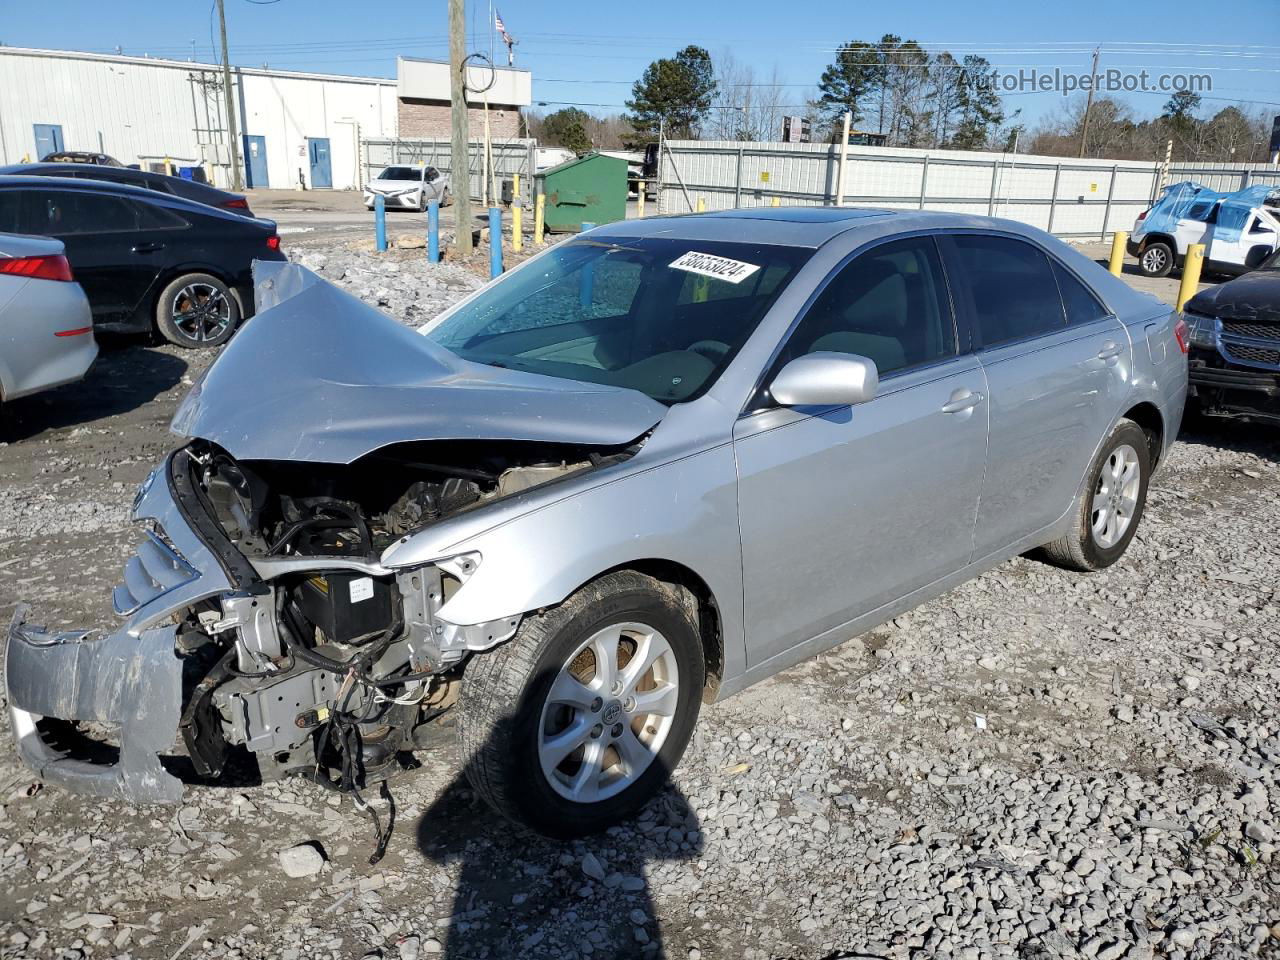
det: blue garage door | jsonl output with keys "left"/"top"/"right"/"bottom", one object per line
{"left": 243, "top": 135, "right": 268, "bottom": 188}
{"left": 307, "top": 138, "right": 332, "bottom": 189}
{"left": 33, "top": 124, "right": 64, "bottom": 160}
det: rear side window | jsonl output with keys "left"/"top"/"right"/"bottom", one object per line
{"left": 1051, "top": 261, "right": 1108, "bottom": 326}
{"left": 26, "top": 190, "right": 140, "bottom": 235}
{"left": 953, "top": 235, "right": 1066, "bottom": 347}
{"left": 0, "top": 191, "right": 21, "bottom": 233}
{"left": 137, "top": 201, "right": 188, "bottom": 230}
{"left": 780, "top": 235, "right": 955, "bottom": 377}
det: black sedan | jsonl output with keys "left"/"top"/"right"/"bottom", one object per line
{"left": 0, "top": 163, "right": 254, "bottom": 217}
{"left": 0, "top": 175, "right": 285, "bottom": 348}
{"left": 1184, "top": 247, "right": 1280, "bottom": 425}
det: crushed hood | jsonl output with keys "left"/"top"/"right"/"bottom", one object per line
{"left": 170, "top": 261, "right": 666, "bottom": 464}
{"left": 1186, "top": 270, "right": 1280, "bottom": 325}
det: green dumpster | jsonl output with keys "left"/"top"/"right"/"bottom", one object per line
{"left": 536, "top": 152, "right": 628, "bottom": 232}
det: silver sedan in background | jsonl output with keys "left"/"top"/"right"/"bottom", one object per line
{"left": 6, "top": 209, "right": 1186, "bottom": 838}
{"left": 0, "top": 233, "right": 96, "bottom": 410}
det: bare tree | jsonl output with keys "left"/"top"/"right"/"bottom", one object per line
{"left": 707, "top": 50, "right": 786, "bottom": 141}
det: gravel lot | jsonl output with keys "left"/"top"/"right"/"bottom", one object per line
{"left": 0, "top": 237, "right": 1277, "bottom": 960}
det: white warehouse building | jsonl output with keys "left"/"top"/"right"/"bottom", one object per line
{"left": 0, "top": 46, "right": 399, "bottom": 190}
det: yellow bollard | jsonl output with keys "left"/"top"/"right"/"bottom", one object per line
{"left": 1176, "top": 243, "right": 1205, "bottom": 312}
{"left": 696, "top": 196, "right": 705, "bottom": 213}
{"left": 1108, "top": 231, "right": 1127, "bottom": 276}
{"left": 164, "top": 155, "right": 173, "bottom": 176}
{"left": 511, "top": 174, "right": 522, "bottom": 252}
{"left": 636, "top": 181, "right": 645, "bottom": 218}
{"left": 534, "top": 192, "right": 546, "bottom": 245}
{"left": 770, "top": 196, "right": 780, "bottom": 207}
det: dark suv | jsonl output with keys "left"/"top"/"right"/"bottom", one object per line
{"left": 0, "top": 175, "right": 285, "bottom": 348}
{"left": 1184, "top": 247, "right": 1280, "bottom": 424}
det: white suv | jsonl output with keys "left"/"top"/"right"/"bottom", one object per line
{"left": 1129, "top": 183, "right": 1279, "bottom": 278}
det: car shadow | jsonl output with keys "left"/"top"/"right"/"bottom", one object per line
{"left": 1179, "top": 413, "right": 1280, "bottom": 464}
{"left": 0, "top": 340, "right": 188, "bottom": 443}
{"left": 413, "top": 726, "right": 702, "bottom": 958}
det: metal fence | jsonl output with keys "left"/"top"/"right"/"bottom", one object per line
{"left": 657, "top": 140, "right": 1280, "bottom": 239}
{"left": 361, "top": 137, "right": 536, "bottom": 203}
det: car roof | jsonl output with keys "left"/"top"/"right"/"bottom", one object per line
{"left": 589, "top": 207, "right": 1054, "bottom": 249}
{"left": 0, "top": 174, "right": 265, "bottom": 225}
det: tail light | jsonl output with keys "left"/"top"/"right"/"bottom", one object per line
{"left": 223, "top": 197, "right": 249, "bottom": 210}
{"left": 266, "top": 235, "right": 281, "bottom": 251}
{"left": 1137, "top": 210, "right": 1148, "bottom": 222}
{"left": 1173, "top": 317, "right": 1189, "bottom": 354}
{"left": 0, "top": 254, "right": 74, "bottom": 282}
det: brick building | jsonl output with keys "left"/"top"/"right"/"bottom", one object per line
{"left": 396, "top": 57, "right": 530, "bottom": 140}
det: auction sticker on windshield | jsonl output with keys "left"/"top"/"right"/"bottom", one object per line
{"left": 669, "top": 250, "right": 761, "bottom": 284}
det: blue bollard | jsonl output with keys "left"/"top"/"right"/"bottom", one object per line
{"left": 427, "top": 200, "right": 440, "bottom": 263}
{"left": 374, "top": 194, "right": 387, "bottom": 252}
{"left": 580, "top": 221, "right": 596, "bottom": 232}
{"left": 489, "top": 207, "right": 503, "bottom": 278}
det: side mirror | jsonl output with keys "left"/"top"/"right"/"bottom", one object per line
{"left": 769, "top": 352, "right": 879, "bottom": 407}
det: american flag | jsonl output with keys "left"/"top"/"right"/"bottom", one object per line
{"left": 494, "top": 11, "right": 509, "bottom": 38}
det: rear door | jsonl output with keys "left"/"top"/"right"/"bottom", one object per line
{"left": 945, "top": 234, "right": 1131, "bottom": 558}
{"left": 20, "top": 189, "right": 164, "bottom": 324}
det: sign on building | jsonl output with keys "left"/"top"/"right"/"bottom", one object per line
{"left": 782, "top": 116, "right": 810, "bottom": 144}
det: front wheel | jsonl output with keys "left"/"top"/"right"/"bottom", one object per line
{"left": 457, "top": 570, "right": 704, "bottom": 837}
{"left": 155, "top": 273, "right": 241, "bottom": 348}
{"left": 1040, "top": 418, "right": 1151, "bottom": 571}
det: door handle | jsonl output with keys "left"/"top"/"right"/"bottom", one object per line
{"left": 1096, "top": 341, "right": 1123, "bottom": 361}
{"left": 132, "top": 242, "right": 164, "bottom": 254}
{"left": 941, "top": 389, "right": 985, "bottom": 414}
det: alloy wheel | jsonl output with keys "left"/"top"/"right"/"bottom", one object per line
{"left": 537, "top": 621, "right": 680, "bottom": 803}
{"left": 171, "top": 283, "right": 232, "bottom": 343}
{"left": 1141, "top": 247, "right": 1167, "bottom": 274}
{"left": 1091, "top": 442, "right": 1141, "bottom": 549}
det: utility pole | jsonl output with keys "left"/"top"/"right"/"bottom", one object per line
{"left": 1077, "top": 46, "right": 1100, "bottom": 159}
{"left": 449, "top": 0, "right": 473, "bottom": 255}
{"left": 215, "top": 0, "right": 244, "bottom": 191}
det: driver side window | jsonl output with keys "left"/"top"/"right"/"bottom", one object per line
{"left": 779, "top": 235, "right": 956, "bottom": 378}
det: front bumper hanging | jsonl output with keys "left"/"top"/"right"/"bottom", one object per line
{"left": 6, "top": 607, "right": 185, "bottom": 803}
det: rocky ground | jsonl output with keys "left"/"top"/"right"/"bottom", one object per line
{"left": 0, "top": 240, "right": 1277, "bottom": 960}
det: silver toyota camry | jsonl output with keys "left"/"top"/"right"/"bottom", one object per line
{"left": 6, "top": 208, "right": 1187, "bottom": 837}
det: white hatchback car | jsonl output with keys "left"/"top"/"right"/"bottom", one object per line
{"left": 363, "top": 165, "right": 450, "bottom": 212}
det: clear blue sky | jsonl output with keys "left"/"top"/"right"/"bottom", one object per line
{"left": 3, "top": 0, "right": 1278, "bottom": 129}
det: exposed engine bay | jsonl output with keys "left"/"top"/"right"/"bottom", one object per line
{"left": 162, "top": 437, "right": 637, "bottom": 843}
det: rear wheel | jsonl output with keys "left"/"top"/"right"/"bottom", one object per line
{"left": 1041, "top": 419, "right": 1151, "bottom": 571}
{"left": 457, "top": 570, "right": 703, "bottom": 837}
{"left": 155, "top": 273, "right": 240, "bottom": 348}
{"left": 1138, "top": 241, "right": 1173, "bottom": 278}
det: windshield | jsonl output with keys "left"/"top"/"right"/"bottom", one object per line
{"left": 377, "top": 166, "right": 421, "bottom": 181}
{"left": 423, "top": 236, "right": 812, "bottom": 403}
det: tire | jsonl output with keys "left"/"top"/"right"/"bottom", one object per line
{"left": 155, "top": 273, "right": 240, "bottom": 348}
{"left": 457, "top": 570, "right": 704, "bottom": 838}
{"left": 1138, "top": 240, "right": 1173, "bottom": 278}
{"left": 1041, "top": 418, "right": 1151, "bottom": 572}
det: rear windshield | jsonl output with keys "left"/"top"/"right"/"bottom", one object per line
{"left": 377, "top": 167, "right": 420, "bottom": 181}
{"left": 422, "top": 236, "right": 812, "bottom": 404}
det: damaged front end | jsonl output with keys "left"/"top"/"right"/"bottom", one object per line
{"left": 5, "top": 262, "right": 658, "bottom": 804}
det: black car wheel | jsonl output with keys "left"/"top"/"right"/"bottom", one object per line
{"left": 156, "top": 273, "right": 240, "bottom": 348}
{"left": 1138, "top": 241, "right": 1173, "bottom": 278}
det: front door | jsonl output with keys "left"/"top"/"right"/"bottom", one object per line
{"left": 307, "top": 138, "right": 332, "bottom": 189}
{"left": 735, "top": 235, "right": 989, "bottom": 668}
{"left": 243, "top": 135, "right": 268, "bottom": 188}
{"left": 945, "top": 234, "right": 1131, "bottom": 558}
{"left": 33, "top": 124, "right": 64, "bottom": 160}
